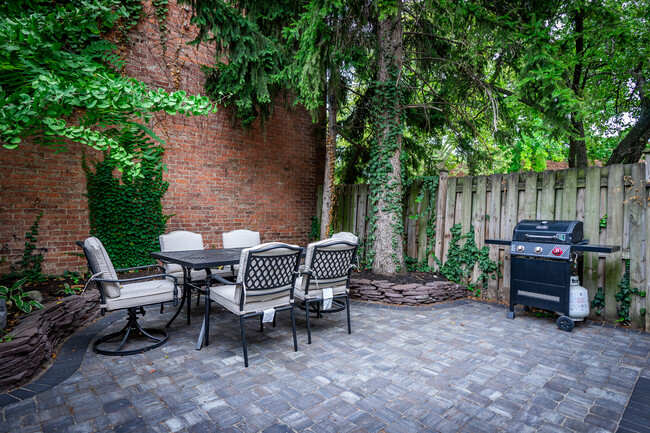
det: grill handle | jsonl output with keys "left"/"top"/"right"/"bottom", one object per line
{"left": 524, "top": 234, "right": 560, "bottom": 241}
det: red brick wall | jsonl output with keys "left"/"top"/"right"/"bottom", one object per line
{"left": 0, "top": 1, "right": 325, "bottom": 275}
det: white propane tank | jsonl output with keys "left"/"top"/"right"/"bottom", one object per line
{"left": 569, "top": 276, "right": 589, "bottom": 320}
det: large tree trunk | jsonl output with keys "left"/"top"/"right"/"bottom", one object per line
{"left": 607, "top": 76, "right": 650, "bottom": 165}
{"left": 320, "top": 77, "right": 338, "bottom": 239}
{"left": 568, "top": 8, "right": 588, "bottom": 168}
{"left": 371, "top": 5, "right": 405, "bottom": 276}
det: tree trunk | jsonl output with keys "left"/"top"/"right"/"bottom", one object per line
{"left": 607, "top": 75, "right": 650, "bottom": 165}
{"left": 371, "top": 5, "right": 405, "bottom": 276}
{"left": 320, "top": 79, "right": 338, "bottom": 239}
{"left": 568, "top": 8, "right": 588, "bottom": 168}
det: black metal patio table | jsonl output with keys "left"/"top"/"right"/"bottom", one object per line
{"left": 150, "top": 248, "right": 244, "bottom": 350}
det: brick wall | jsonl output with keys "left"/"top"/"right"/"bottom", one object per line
{"left": 0, "top": 1, "right": 325, "bottom": 275}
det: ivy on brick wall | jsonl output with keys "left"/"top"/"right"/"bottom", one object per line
{"left": 84, "top": 138, "right": 169, "bottom": 268}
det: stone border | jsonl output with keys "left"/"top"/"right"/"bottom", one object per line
{"left": 349, "top": 277, "right": 467, "bottom": 305}
{"left": 0, "top": 290, "right": 100, "bottom": 393}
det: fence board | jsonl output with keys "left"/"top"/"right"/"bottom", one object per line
{"left": 433, "top": 171, "right": 449, "bottom": 268}
{"left": 523, "top": 172, "right": 538, "bottom": 220}
{"left": 502, "top": 173, "right": 519, "bottom": 302}
{"left": 418, "top": 186, "right": 429, "bottom": 262}
{"left": 562, "top": 169, "right": 578, "bottom": 220}
{"left": 486, "top": 174, "right": 502, "bottom": 300}
{"left": 407, "top": 183, "right": 419, "bottom": 259}
{"left": 442, "top": 177, "right": 458, "bottom": 264}
{"left": 357, "top": 184, "right": 368, "bottom": 240}
{"left": 605, "top": 164, "right": 624, "bottom": 322}
{"left": 461, "top": 177, "right": 473, "bottom": 235}
{"left": 540, "top": 171, "right": 555, "bottom": 220}
{"left": 629, "top": 164, "right": 646, "bottom": 329}
{"left": 583, "top": 167, "right": 602, "bottom": 312}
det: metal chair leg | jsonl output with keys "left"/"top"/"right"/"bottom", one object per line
{"left": 259, "top": 315, "right": 264, "bottom": 333}
{"left": 290, "top": 306, "right": 298, "bottom": 352}
{"left": 346, "top": 295, "right": 351, "bottom": 334}
{"left": 305, "top": 299, "right": 312, "bottom": 344}
{"left": 240, "top": 316, "right": 249, "bottom": 367}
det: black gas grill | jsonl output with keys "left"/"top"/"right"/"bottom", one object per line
{"left": 486, "top": 220, "right": 620, "bottom": 331}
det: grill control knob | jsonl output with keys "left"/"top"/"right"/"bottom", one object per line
{"left": 534, "top": 246, "right": 543, "bottom": 254}
{"left": 516, "top": 245, "right": 525, "bottom": 252}
{"left": 552, "top": 247, "right": 564, "bottom": 256}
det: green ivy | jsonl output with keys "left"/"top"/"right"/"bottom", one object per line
{"left": 84, "top": 140, "right": 169, "bottom": 269}
{"left": 20, "top": 211, "right": 45, "bottom": 282}
{"left": 308, "top": 216, "right": 320, "bottom": 241}
{"left": 436, "top": 223, "right": 501, "bottom": 297}
{"left": 615, "top": 259, "right": 646, "bottom": 325}
{"left": 151, "top": 0, "right": 169, "bottom": 52}
{"left": 591, "top": 286, "right": 605, "bottom": 316}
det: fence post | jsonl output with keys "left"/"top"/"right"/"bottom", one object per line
{"left": 433, "top": 171, "right": 449, "bottom": 269}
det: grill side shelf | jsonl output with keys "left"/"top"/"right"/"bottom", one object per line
{"left": 485, "top": 239, "right": 512, "bottom": 246}
{"left": 572, "top": 244, "right": 620, "bottom": 253}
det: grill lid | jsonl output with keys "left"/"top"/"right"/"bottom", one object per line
{"left": 512, "top": 220, "right": 583, "bottom": 244}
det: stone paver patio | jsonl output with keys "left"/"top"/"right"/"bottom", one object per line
{"left": 1, "top": 299, "right": 649, "bottom": 432}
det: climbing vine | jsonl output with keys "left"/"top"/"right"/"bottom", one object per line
{"left": 615, "top": 259, "right": 646, "bottom": 324}
{"left": 436, "top": 224, "right": 501, "bottom": 297}
{"left": 405, "top": 175, "right": 439, "bottom": 263}
{"left": 151, "top": 0, "right": 169, "bottom": 53}
{"left": 591, "top": 287, "right": 606, "bottom": 316}
{"left": 365, "top": 74, "right": 407, "bottom": 269}
{"left": 84, "top": 140, "right": 169, "bottom": 269}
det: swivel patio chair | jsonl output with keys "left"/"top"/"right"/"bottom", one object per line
{"left": 159, "top": 231, "right": 232, "bottom": 319}
{"left": 78, "top": 237, "right": 180, "bottom": 356}
{"left": 204, "top": 242, "right": 301, "bottom": 367}
{"left": 294, "top": 238, "right": 358, "bottom": 344}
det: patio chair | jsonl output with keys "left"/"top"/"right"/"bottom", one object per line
{"left": 159, "top": 231, "right": 232, "bottom": 317}
{"left": 294, "top": 238, "right": 358, "bottom": 344}
{"left": 331, "top": 231, "right": 359, "bottom": 244}
{"left": 222, "top": 229, "right": 261, "bottom": 277}
{"left": 78, "top": 237, "right": 180, "bottom": 356}
{"left": 204, "top": 242, "right": 301, "bottom": 367}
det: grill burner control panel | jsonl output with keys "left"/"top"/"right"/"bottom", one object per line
{"left": 510, "top": 241, "right": 570, "bottom": 259}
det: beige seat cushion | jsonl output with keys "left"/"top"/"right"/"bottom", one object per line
{"left": 84, "top": 237, "right": 121, "bottom": 298}
{"left": 103, "top": 279, "right": 180, "bottom": 311}
{"left": 294, "top": 276, "right": 349, "bottom": 300}
{"left": 210, "top": 284, "right": 292, "bottom": 316}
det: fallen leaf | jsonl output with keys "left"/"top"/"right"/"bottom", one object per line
{"left": 150, "top": 369, "right": 156, "bottom": 373}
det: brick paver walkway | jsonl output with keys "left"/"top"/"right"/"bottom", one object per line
{"left": 1, "top": 299, "right": 648, "bottom": 432}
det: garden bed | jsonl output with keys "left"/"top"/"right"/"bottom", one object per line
{"left": 350, "top": 270, "right": 467, "bottom": 305}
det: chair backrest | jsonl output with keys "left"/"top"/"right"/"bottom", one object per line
{"left": 81, "top": 237, "right": 121, "bottom": 299}
{"left": 331, "top": 231, "right": 359, "bottom": 244}
{"left": 301, "top": 238, "right": 358, "bottom": 292}
{"left": 222, "top": 229, "right": 261, "bottom": 249}
{"left": 159, "top": 231, "right": 204, "bottom": 274}
{"left": 235, "top": 242, "right": 301, "bottom": 310}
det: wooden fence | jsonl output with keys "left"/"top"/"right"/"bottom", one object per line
{"left": 326, "top": 162, "right": 650, "bottom": 331}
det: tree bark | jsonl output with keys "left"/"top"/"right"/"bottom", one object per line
{"left": 320, "top": 77, "right": 338, "bottom": 239}
{"left": 371, "top": 5, "right": 405, "bottom": 276}
{"left": 607, "top": 74, "right": 650, "bottom": 165}
{"left": 568, "top": 8, "right": 588, "bottom": 168}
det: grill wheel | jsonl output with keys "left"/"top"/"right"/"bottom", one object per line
{"left": 556, "top": 315, "right": 575, "bottom": 332}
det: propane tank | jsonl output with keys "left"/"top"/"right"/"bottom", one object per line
{"left": 569, "top": 276, "right": 589, "bottom": 320}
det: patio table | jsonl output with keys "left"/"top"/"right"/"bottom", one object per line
{"left": 150, "top": 248, "right": 244, "bottom": 350}
{"left": 150, "top": 247, "right": 305, "bottom": 350}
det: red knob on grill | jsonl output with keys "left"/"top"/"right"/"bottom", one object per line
{"left": 551, "top": 247, "right": 563, "bottom": 256}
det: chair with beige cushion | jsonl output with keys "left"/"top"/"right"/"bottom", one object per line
{"left": 159, "top": 230, "right": 233, "bottom": 322}
{"left": 204, "top": 242, "right": 301, "bottom": 367}
{"left": 78, "top": 237, "right": 180, "bottom": 356}
{"left": 331, "top": 231, "right": 359, "bottom": 244}
{"left": 294, "top": 238, "right": 358, "bottom": 344}
{"left": 222, "top": 229, "right": 261, "bottom": 277}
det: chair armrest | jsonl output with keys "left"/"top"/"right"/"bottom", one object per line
{"left": 205, "top": 274, "right": 235, "bottom": 286}
{"left": 115, "top": 264, "right": 166, "bottom": 273}
{"left": 94, "top": 273, "right": 179, "bottom": 284}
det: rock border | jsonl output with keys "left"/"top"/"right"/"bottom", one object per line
{"left": 0, "top": 290, "right": 99, "bottom": 392}
{"left": 350, "top": 278, "right": 467, "bottom": 305}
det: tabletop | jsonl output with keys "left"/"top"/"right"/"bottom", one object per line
{"left": 150, "top": 248, "right": 244, "bottom": 269}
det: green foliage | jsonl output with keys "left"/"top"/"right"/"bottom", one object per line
{"left": 0, "top": 328, "right": 13, "bottom": 343}
{"left": 591, "top": 287, "right": 606, "bottom": 316}
{"left": 0, "top": 277, "right": 44, "bottom": 315}
{"left": 308, "top": 216, "right": 320, "bottom": 241}
{"left": 58, "top": 283, "right": 83, "bottom": 296}
{"left": 151, "top": 0, "right": 169, "bottom": 52}
{"left": 405, "top": 256, "right": 434, "bottom": 273}
{"left": 615, "top": 260, "right": 646, "bottom": 325}
{"left": 0, "top": 0, "right": 214, "bottom": 176}
{"left": 436, "top": 223, "right": 500, "bottom": 297}
{"left": 84, "top": 144, "right": 169, "bottom": 268}
{"left": 599, "top": 214, "right": 607, "bottom": 233}
{"left": 62, "top": 270, "right": 83, "bottom": 285}
{"left": 20, "top": 211, "right": 45, "bottom": 282}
